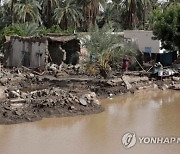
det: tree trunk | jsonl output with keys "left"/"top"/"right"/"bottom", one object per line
{"left": 47, "top": 0, "right": 52, "bottom": 28}
{"left": 11, "top": 0, "right": 15, "bottom": 24}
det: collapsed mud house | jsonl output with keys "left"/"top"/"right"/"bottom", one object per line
{"left": 4, "top": 34, "right": 80, "bottom": 68}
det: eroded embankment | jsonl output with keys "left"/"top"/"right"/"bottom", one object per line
{"left": 0, "top": 68, "right": 179, "bottom": 124}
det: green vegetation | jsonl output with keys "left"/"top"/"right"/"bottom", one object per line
{"left": 0, "top": 1, "right": 179, "bottom": 47}
{"left": 54, "top": 0, "right": 83, "bottom": 30}
{"left": 81, "top": 25, "right": 136, "bottom": 78}
{"left": 1, "top": 0, "right": 178, "bottom": 32}
{"left": 0, "top": 0, "right": 179, "bottom": 76}
{"left": 151, "top": 3, "right": 180, "bottom": 51}
{"left": 0, "top": 23, "right": 73, "bottom": 51}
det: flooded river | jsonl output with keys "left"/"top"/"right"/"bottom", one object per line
{"left": 0, "top": 90, "right": 180, "bottom": 154}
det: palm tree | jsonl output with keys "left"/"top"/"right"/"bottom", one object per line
{"left": 0, "top": 2, "right": 11, "bottom": 29}
{"left": 40, "top": 0, "right": 58, "bottom": 27}
{"left": 54, "top": 0, "right": 83, "bottom": 30}
{"left": 142, "top": 0, "right": 154, "bottom": 29}
{"left": 101, "top": 0, "right": 155, "bottom": 30}
{"left": 7, "top": 0, "right": 18, "bottom": 24}
{"left": 100, "top": 3, "right": 114, "bottom": 24}
{"left": 14, "top": 0, "right": 42, "bottom": 23}
{"left": 121, "top": 0, "right": 140, "bottom": 29}
{"left": 117, "top": 0, "right": 152, "bottom": 29}
{"left": 101, "top": 0, "right": 124, "bottom": 30}
{"left": 82, "top": 25, "right": 135, "bottom": 78}
{"left": 21, "top": 22, "right": 40, "bottom": 36}
{"left": 78, "top": 0, "right": 106, "bottom": 30}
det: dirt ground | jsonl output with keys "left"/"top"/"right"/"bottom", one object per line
{"left": 0, "top": 66, "right": 179, "bottom": 124}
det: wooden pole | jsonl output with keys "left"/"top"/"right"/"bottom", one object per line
{"left": 134, "top": 57, "right": 146, "bottom": 72}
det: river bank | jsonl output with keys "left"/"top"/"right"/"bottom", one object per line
{"left": 0, "top": 67, "right": 179, "bottom": 124}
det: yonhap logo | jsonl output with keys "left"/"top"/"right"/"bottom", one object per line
{"left": 122, "top": 132, "right": 180, "bottom": 149}
{"left": 122, "top": 132, "right": 137, "bottom": 149}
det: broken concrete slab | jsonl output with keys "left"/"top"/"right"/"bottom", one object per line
{"left": 122, "top": 76, "right": 132, "bottom": 90}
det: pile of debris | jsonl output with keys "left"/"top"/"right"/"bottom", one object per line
{"left": 0, "top": 86, "right": 103, "bottom": 124}
{"left": 46, "top": 63, "right": 86, "bottom": 77}
{"left": 0, "top": 62, "right": 179, "bottom": 124}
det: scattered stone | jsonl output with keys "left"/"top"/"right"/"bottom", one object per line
{"left": 74, "top": 64, "right": 80, "bottom": 70}
{"left": 0, "top": 73, "right": 4, "bottom": 78}
{"left": 163, "top": 84, "right": 169, "bottom": 89}
{"left": 0, "top": 86, "right": 6, "bottom": 99}
{"left": 122, "top": 76, "right": 132, "bottom": 90}
{"left": 0, "top": 78, "right": 8, "bottom": 85}
{"left": 143, "top": 85, "right": 151, "bottom": 89}
{"left": 20, "top": 92, "right": 27, "bottom": 99}
{"left": 153, "top": 84, "right": 158, "bottom": 89}
{"left": 38, "top": 77, "right": 43, "bottom": 82}
{"left": 49, "top": 64, "right": 58, "bottom": 72}
{"left": 67, "top": 97, "right": 73, "bottom": 103}
{"left": 159, "top": 85, "right": 168, "bottom": 90}
{"left": 137, "top": 87, "right": 143, "bottom": 90}
{"left": 11, "top": 103, "right": 24, "bottom": 109}
{"left": 2, "top": 64, "right": 179, "bottom": 125}
{"left": 172, "top": 76, "right": 180, "bottom": 81}
{"left": 125, "top": 81, "right": 132, "bottom": 90}
{"left": 122, "top": 75, "right": 148, "bottom": 83}
{"left": 90, "top": 92, "right": 97, "bottom": 98}
{"left": 79, "top": 98, "right": 87, "bottom": 106}
{"left": 93, "top": 99, "right": 100, "bottom": 105}
{"left": 170, "top": 84, "right": 180, "bottom": 90}
{"left": 29, "top": 73, "right": 35, "bottom": 78}
{"left": 107, "top": 78, "right": 123, "bottom": 86}
{"left": 4, "top": 106, "right": 11, "bottom": 111}
{"left": 10, "top": 99, "right": 25, "bottom": 103}
{"left": 56, "top": 71, "right": 68, "bottom": 77}
{"left": 70, "top": 106, "right": 75, "bottom": 110}
{"left": 26, "top": 117, "right": 31, "bottom": 121}
{"left": 14, "top": 110, "right": 22, "bottom": 116}
{"left": 9, "top": 91, "right": 20, "bottom": 98}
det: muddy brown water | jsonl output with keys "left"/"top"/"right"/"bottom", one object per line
{"left": 0, "top": 90, "right": 180, "bottom": 154}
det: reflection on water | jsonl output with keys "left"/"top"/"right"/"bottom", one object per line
{"left": 0, "top": 90, "right": 180, "bottom": 154}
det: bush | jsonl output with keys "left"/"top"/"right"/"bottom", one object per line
{"left": 81, "top": 24, "right": 136, "bottom": 78}
{"left": 0, "top": 23, "right": 42, "bottom": 52}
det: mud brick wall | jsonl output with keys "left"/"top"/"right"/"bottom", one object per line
{"left": 7, "top": 36, "right": 47, "bottom": 68}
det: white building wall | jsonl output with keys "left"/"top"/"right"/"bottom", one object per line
{"left": 124, "top": 30, "right": 161, "bottom": 54}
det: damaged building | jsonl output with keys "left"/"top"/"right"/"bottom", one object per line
{"left": 4, "top": 34, "right": 80, "bottom": 68}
